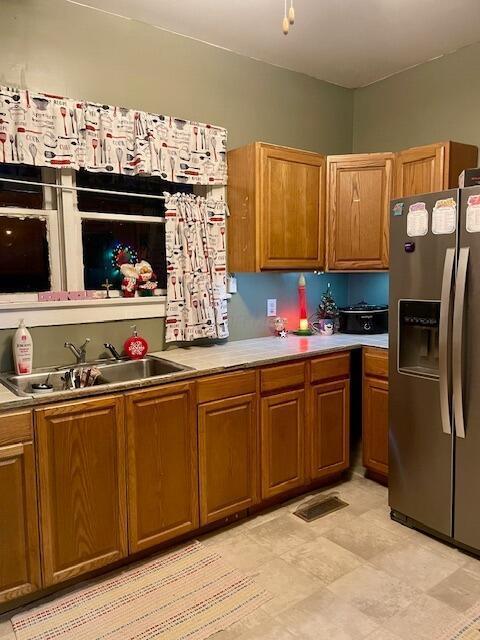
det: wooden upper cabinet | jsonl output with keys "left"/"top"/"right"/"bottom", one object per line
{"left": 0, "top": 410, "right": 41, "bottom": 604}
{"left": 394, "top": 141, "right": 478, "bottom": 198}
{"left": 198, "top": 391, "right": 258, "bottom": 525}
{"left": 125, "top": 383, "right": 198, "bottom": 553}
{"left": 35, "top": 396, "right": 127, "bottom": 586}
{"left": 327, "top": 153, "right": 393, "bottom": 270}
{"left": 227, "top": 142, "right": 326, "bottom": 271}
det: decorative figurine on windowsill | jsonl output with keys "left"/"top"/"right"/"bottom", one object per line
{"left": 120, "top": 263, "right": 138, "bottom": 298}
{"left": 136, "top": 260, "right": 158, "bottom": 297}
{"left": 119, "top": 260, "right": 158, "bottom": 297}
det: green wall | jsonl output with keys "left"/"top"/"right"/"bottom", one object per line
{"left": 229, "top": 273, "right": 349, "bottom": 342}
{"left": 353, "top": 41, "right": 480, "bottom": 153}
{"left": 0, "top": 0, "right": 354, "bottom": 369}
{"left": 5, "top": 0, "right": 473, "bottom": 370}
{"left": 352, "top": 41, "right": 480, "bottom": 318}
{"left": 1, "top": 0, "right": 352, "bottom": 154}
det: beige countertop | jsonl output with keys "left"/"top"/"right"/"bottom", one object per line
{"left": 0, "top": 333, "right": 388, "bottom": 411}
{"left": 158, "top": 333, "right": 388, "bottom": 371}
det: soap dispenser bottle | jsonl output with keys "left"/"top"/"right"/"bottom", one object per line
{"left": 13, "top": 319, "right": 33, "bottom": 375}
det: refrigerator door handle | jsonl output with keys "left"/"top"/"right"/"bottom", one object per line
{"left": 439, "top": 248, "right": 455, "bottom": 435}
{"left": 453, "top": 247, "right": 469, "bottom": 439}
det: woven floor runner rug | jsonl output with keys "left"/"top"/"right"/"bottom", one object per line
{"left": 12, "top": 542, "right": 270, "bottom": 640}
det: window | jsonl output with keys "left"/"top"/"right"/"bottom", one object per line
{"left": 0, "top": 167, "right": 194, "bottom": 299}
{"left": 0, "top": 165, "right": 61, "bottom": 296}
{"left": 81, "top": 218, "right": 167, "bottom": 291}
{"left": 0, "top": 216, "right": 51, "bottom": 292}
{"left": 0, "top": 165, "right": 45, "bottom": 209}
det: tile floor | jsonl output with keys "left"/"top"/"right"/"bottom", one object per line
{"left": 2, "top": 473, "right": 479, "bottom": 640}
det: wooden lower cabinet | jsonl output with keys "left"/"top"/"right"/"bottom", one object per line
{"left": 0, "top": 439, "right": 41, "bottom": 604}
{"left": 0, "top": 350, "right": 361, "bottom": 608}
{"left": 309, "top": 379, "right": 350, "bottom": 479}
{"left": 198, "top": 393, "right": 258, "bottom": 525}
{"left": 363, "top": 377, "right": 389, "bottom": 477}
{"left": 260, "top": 389, "right": 305, "bottom": 499}
{"left": 363, "top": 348, "right": 389, "bottom": 480}
{"left": 35, "top": 396, "right": 127, "bottom": 586}
{"left": 125, "top": 383, "right": 198, "bottom": 553}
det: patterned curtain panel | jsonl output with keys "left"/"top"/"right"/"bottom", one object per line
{"left": 0, "top": 86, "right": 227, "bottom": 185}
{"left": 165, "top": 193, "right": 228, "bottom": 342}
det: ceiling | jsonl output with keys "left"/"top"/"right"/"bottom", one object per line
{"left": 68, "top": 0, "right": 480, "bottom": 88}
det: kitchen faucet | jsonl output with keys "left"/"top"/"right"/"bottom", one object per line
{"left": 104, "top": 343, "right": 123, "bottom": 360}
{"left": 64, "top": 338, "right": 90, "bottom": 364}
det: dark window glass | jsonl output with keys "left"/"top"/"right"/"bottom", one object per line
{"left": 0, "top": 165, "right": 44, "bottom": 209}
{"left": 76, "top": 170, "right": 192, "bottom": 216}
{"left": 82, "top": 219, "right": 166, "bottom": 290}
{"left": 0, "top": 216, "right": 51, "bottom": 292}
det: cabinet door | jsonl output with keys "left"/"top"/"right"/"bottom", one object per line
{"left": 260, "top": 145, "right": 325, "bottom": 270}
{"left": 363, "top": 377, "right": 389, "bottom": 477}
{"left": 394, "top": 143, "right": 445, "bottom": 198}
{"left": 309, "top": 379, "right": 350, "bottom": 479}
{"left": 36, "top": 396, "right": 127, "bottom": 586}
{"left": 261, "top": 389, "right": 305, "bottom": 499}
{"left": 327, "top": 153, "right": 393, "bottom": 270}
{"left": 0, "top": 442, "right": 41, "bottom": 604}
{"left": 126, "top": 383, "right": 198, "bottom": 553}
{"left": 198, "top": 394, "right": 257, "bottom": 525}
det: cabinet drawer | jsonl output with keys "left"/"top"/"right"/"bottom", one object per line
{"left": 0, "top": 410, "right": 32, "bottom": 446}
{"left": 364, "top": 348, "right": 388, "bottom": 378}
{"left": 260, "top": 361, "right": 305, "bottom": 394}
{"left": 197, "top": 370, "right": 256, "bottom": 403}
{"left": 310, "top": 352, "right": 350, "bottom": 383}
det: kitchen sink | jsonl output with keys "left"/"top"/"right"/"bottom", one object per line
{"left": 97, "top": 357, "right": 190, "bottom": 384}
{"left": 0, "top": 356, "right": 191, "bottom": 397}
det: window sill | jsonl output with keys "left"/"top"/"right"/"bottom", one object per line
{"left": 0, "top": 296, "right": 167, "bottom": 329}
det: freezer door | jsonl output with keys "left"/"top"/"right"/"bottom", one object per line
{"left": 389, "top": 190, "right": 458, "bottom": 537}
{"left": 454, "top": 186, "right": 480, "bottom": 551}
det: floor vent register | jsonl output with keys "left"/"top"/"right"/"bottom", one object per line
{"left": 293, "top": 493, "right": 348, "bottom": 522}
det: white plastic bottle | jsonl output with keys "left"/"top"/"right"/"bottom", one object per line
{"left": 13, "top": 319, "right": 33, "bottom": 375}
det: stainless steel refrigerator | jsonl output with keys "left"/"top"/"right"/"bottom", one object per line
{"left": 389, "top": 185, "right": 480, "bottom": 554}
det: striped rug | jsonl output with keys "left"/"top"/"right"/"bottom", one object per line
{"left": 12, "top": 542, "right": 271, "bottom": 640}
{"left": 440, "top": 604, "right": 480, "bottom": 639}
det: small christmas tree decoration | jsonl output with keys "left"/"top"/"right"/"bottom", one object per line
{"left": 318, "top": 282, "right": 338, "bottom": 319}
{"left": 317, "top": 282, "right": 339, "bottom": 333}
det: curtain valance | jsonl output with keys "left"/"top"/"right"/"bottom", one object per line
{"left": 0, "top": 86, "right": 227, "bottom": 185}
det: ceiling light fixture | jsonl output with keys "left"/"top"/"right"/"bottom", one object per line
{"left": 282, "top": 0, "right": 296, "bottom": 35}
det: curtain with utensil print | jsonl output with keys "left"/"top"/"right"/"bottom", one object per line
{"left": 164, "top": 193, "right": 228, "bottom": 342}
{"left": 0, "top": 86, "right": 227, "bottom": 185}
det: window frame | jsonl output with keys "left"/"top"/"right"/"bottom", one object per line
{"left": 60, "top": 169, "right": 168, "bottom": 295}
{"left": 0, "top": 167, "right": 226, "bottom": 329}
{"left": 0, "top": 167, "right": 62, "bottom": 300}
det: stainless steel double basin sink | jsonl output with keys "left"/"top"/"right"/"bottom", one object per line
{"left": 0, "top": 356, "right": 191, "bottom": 397}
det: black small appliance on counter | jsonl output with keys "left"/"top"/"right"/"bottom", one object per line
{"left": 338, "top": 301, "right": 388, "bottom": 334}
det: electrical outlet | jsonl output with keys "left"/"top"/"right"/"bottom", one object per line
{"left": 227, "top": 275, "right": 237, "bottom": 294}
{"left": 267, "top": 299, "right": 277, "bottom": 317}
